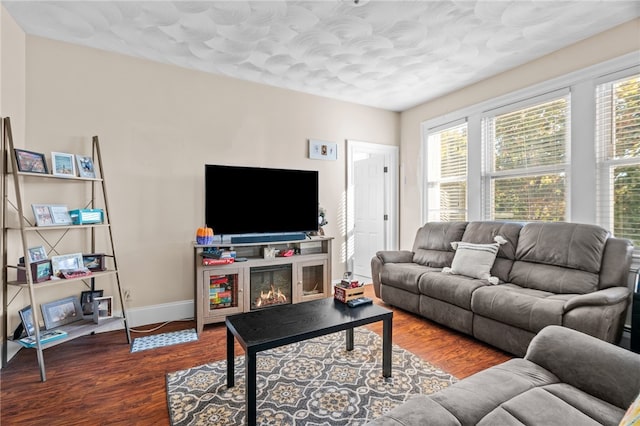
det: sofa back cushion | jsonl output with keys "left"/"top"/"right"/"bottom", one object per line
{"left": 510, "top": 222, "right": 609, "bottom": 293}
{"left": 412, "top": 222, "right": 467, "bottom": 267}
{"left": 461, "top": 221, "right": 522, "bottom": 283}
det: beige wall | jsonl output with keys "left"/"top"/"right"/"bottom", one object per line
{"left": 14, "top": 35, "right": 399, "bottom": 320}
{"left": 399, "top": 18, "right": 640, "bottom": 248}
{"left": 1, "top": 6, "right": 29, "bottom": 329}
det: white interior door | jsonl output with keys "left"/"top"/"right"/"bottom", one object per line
{"left": 347, "top": 140, "right": 399, "bottom": 282}
{"left": 353, "top": 155, "right": 385, "bottom": 278}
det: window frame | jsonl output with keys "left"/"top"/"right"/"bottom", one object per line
{"left": 424, "top": 119, "right": 468, "bottom": 222}
{"left": 595, "top": 67, "right": 640, "bottom": 245}
{"left": 481, "top": 90, "right": 572, "bottom": 222}
{"left": 419, "top": 52, "right": 638, "bottom": 240}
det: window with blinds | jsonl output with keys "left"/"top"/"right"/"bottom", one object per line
{"left": 596, "top": 73, "right": 640, "bottom": 246}
{"left": 426, "top": 122, "right": 467, "bottom": 221}
{"left": 482, "top": 95, "right": 570, "bottom": 221}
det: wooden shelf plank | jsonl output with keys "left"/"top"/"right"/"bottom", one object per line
{"left": 15, "top": 171, "right": 103, "bottom": 182}
{"left": 7, "top": 269, "right": 118, "bottom": 288}
{"left": 6, "top": 223, "right": 110, "bottom": 231}
{"left": 20, "top": 317, "right": 125, "bottom": 350}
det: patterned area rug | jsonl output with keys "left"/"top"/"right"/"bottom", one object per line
{"left": 166, "top": 328, "right": 456, "bottom": 425}
{"left": 131, "top": 328, "right": 198, "bottom": 353}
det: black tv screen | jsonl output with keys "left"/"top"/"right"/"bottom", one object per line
{"left": 205, "top": 164, "right": 319, "bottom": 236}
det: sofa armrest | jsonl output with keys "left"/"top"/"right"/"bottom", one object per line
{"left": 563, "top": 287, "right": 630, "bottom": 312}
{"left": 370, "top": 250, "right": 415, "bottom": 298}
{"left": 525, "top": 325, "right": 640, "bottom": 410}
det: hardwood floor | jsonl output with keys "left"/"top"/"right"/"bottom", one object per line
{"left": 0, "top": 286, "right": 511, "bottom": 425}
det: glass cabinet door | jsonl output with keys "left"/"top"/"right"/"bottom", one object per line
{"left": 204, "top": 268, "right": 244, "bottom": 318}
{"left": 295, "top": 259, "right": 328, "bottom": 302}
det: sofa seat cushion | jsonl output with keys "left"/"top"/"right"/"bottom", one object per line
{"left": 419, "top": 272, "right": 489, "bottom": 310}
{"left": 430, "top": 358, "right": 558, "bottom": 425}
{"left": 471, "top": 284, "right": 574, "bottom": 333}
{"left": 477, "top": 385, "right": 624, "bottom": 426}
{"left": 380, "top": 263, "right": 437, "bottom": 294}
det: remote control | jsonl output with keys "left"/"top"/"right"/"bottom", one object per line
{"left": 347, "top": 297, "right": 373, "bottom": 307}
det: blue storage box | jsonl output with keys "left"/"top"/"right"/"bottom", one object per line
{"left": 69, "top": 209, "right": 104, "bottom": 225}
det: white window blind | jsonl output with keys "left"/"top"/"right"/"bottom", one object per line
{"left": 596, "top": 72, "right": 640, "bottom": 245}
{"left": 426, "top": 121, "right": 468, "bottom": 221}
{"left": 482, "top": 94, "right": 570, "bottom": 221}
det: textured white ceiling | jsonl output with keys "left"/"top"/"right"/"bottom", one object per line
{"left": 4, "top": 1, "right": 640, "bottom": 111}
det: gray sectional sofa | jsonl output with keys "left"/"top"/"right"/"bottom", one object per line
{"left": 367, "top": 325, "right": 640, "bottom": 426}
{"left": 371, "top": 221, "right": 633, "bottom": 356}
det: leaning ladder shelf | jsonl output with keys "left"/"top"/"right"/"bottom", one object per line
{"left": 1, "top": 117, "right": 131, "bottom": 381}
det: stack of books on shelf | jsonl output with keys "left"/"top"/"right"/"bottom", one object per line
{"left": 201, "top": 249, "right": 236, "bottom": 265}
{"left": 209, "top": 275, "right": 234, "bottom": 308}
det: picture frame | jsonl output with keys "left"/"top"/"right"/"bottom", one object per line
{"left": 14, "top": 148, "right": 48, "bottom": 174}
{"left": 31, "top": 204, "right": 55, "bottom": 226}
{"left": 18, "top": 259, "right": 52, "bottom": 283}
{"left": 49, "top": 204, "right": 73, "bottom": 225}
{"left": 51, "top": 152, "right": 76, "bottom": 177}
{"left": 33, "top": 260, "right": 52, "bottom": 283}
{"left": 40, "top": 296, "right": 82, "bottom": 329}
{"left": 92, "top": 296, "right": 113, "bottom": 323}
{"left": 19, "top": 305, "right": 36, "bottom": 337}
{"left": 80, "top": 290, "right": 104, "bottom": 316}
{"left": 27, "top": 246, "right": 47, "bottom": 263}
{"left": 75, "top": 155, "right": 96, "bottom": 178}
{"left": 50, "top": 253, "right": 84, "bottom": 277}
{"left": 82, "top": 253, "right": 106, "bottom": 272}
{"left": 309, "top": 139, "right": 338, "bottom": 161}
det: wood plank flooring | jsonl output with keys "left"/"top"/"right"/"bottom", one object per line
{"left": 0, "top": 286, "right": 511, "bottom": 425}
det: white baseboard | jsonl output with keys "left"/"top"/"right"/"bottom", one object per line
{"left": 125, "top": 299, "right": 194, "bottom": 328}
{"left": 1, "top": 300, "right": 195, "bottom": 368}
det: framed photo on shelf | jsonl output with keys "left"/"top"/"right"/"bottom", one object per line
{"left": 14, "top": 149, "right": 48, "bottom": 174}
{"left": 19, "top": 305, "right": 35, "bottom": 337}
{"left": 31, "top": 204, "right": 54, "bottom": 226}
{"left": 41, "top": 296, "right": 82, "bottom": 329}
{"left": 75, "top": 155, "right": 96, "bottom": 178}
{"left": 50, "top": 252, "right": 84, "bottom": 277}
{"left": 27, "top": 260, "right": 53, "bottom": 283}
{"left": 27, "top": 245, "right": 47, "bottom": 263}
{"left": 51, "top": 152, "right": 76, "bottom": 177}
{"left": 49, "top": 204, "right": 73, "bottom": 225}
{"left": 80, "top": 290, "right": 104, "bottom": 316}
{"left": 92, "top": 296, "right": 113, "bottom": 323}
{"left": 82, "top": 253, "right": 106, "bottom": 271}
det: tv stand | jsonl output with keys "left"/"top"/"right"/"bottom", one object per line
{"left": 194, "top": 236, "right": 333, "bottom": 333}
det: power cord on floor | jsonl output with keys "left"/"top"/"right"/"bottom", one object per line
{"left": 129, "top": 318, "right": 195, "bottom": 333}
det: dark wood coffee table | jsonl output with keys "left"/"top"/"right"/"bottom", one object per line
{"left": 225, "top": 297, "right": 393, "bottom": 425}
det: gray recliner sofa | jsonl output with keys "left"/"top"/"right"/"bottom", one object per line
{"left": 366, "top": 325, "right": 640, "bottom": 425}
{"left": 371, "top": 221, "right": 633, "bottom": 356}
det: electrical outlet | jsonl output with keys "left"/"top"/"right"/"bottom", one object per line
{"left": 124, "top": 289, "right": 132, "bottom": 301}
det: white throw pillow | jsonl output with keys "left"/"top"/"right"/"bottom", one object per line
{"left": 442, "top": 236, "right": 506, "bottom": 284}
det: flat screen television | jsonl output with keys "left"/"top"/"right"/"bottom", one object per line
{"left": 205, "top": 164, "right": 319, "bottom": 238}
